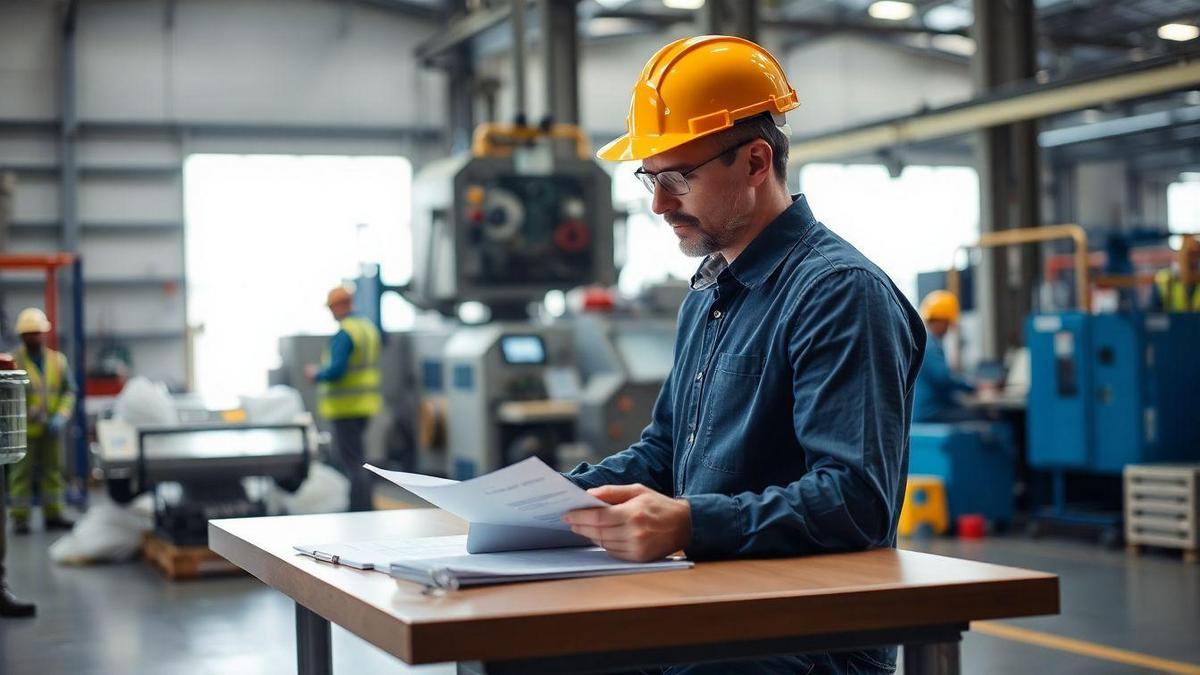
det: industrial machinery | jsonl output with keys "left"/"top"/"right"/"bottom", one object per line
{"left": 407, "top": 124, "right": 615, "bottom": 318}
{"left": 96, "top": 420, "right": 311, "bottom": 545}
{"left": 442, "top": 324, "right": 580, "bottom": 479}
{"left": 399, "top": 123, "right": 624, "bottom": 479}
{"left": 1, "top": 361, "right": 28, "bottom": 470}
{"left": 1026, "top": 312, "right": 1200, "bottom": 470}
{"left": 573, "top": 307, "right": 677, "bottom": 461}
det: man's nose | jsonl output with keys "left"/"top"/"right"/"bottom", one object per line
{"left": 650, "top": 181, "right": 680, "bottom": 215}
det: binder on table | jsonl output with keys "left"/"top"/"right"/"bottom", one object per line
{"left": 388, "top": 547, "right": 693, "bottom": 590}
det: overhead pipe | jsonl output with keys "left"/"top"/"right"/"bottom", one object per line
{"left": 948, "top": 224, "right": 1091, "bottom": 313}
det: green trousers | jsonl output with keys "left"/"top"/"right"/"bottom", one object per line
{"left": 7, "top": 433, "right": 65, "bottom": 522}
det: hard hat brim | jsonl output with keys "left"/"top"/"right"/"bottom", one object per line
{"left": 596, "top": 131, "right": 711, "bottom": 162}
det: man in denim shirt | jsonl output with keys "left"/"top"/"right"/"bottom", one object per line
{"left": 562, "top": 36, "right": 926, "bottom": 674}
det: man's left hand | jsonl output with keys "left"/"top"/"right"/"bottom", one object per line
{"left": 563, "top": 484, "right": 691, "bottom": 563}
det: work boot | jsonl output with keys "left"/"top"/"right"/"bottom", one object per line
{"left": 44, "top": 514, "right": 74, "bottom": 531}
{"left": 12, "top": 520, "right": 30, "bottom": 535}
{"left": 0, "top": 586, "right": 36, "bottom": 618}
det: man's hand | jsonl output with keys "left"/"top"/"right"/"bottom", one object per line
{"left": 563, "top": 484, "right": 691, "bottom": 562}
{"left": 304, "top": 364, "right": 319, "bottom": 382}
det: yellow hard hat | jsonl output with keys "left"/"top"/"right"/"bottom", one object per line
{"left": 596, "top": 35, "right": 800, "bottom": 162}
{"left": 326, "top": 286, "right": 353, "bottom": 308}
{"left": 920, "top": 291, "right": 960, "bottom": 324}
{"left": 15, "top": 308, "right": 52, "bottom": 335}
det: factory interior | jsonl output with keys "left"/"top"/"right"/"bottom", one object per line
{"left": 1, "top": 0, "right": 1200, "bottom": 673}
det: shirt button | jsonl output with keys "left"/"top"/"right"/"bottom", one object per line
{"left": 687, "top": 433, "right": 695, "bottom": 445}
{"left": 695, "top": 370, "right": 704, "bottom": 381}
{"left": 712, "top": 310, "right": 722, "bottom": 319}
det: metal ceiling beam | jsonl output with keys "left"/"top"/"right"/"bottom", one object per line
{"left": 594, "top": 8, "right": 970, "bottom": 37}
{"left": 415, "top": 2, "right": 512, "bottom": 65}
{"left": 1039, "top": 105, "right": 1200, "bottom": 147}
{"left": 789, "top": 54, "right": 1200, "bottom": 164}
{"left": 354, "top": 0, "right": 444, "bottom": 21}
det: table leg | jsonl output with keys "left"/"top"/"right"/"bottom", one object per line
{"left": 904, "top": 640, "right": 960, "bottom": 675}
{"left": 296, "top": 601, "right": 332, "bottom": 675}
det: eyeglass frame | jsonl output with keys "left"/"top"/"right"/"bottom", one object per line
{"left": 633, "top": 138, "right": 758, "bottom": 196}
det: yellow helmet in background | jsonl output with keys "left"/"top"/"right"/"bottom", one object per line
{"left": 920, "top": 291, "right": 960, "bottom": 324}
{"left": 596, "top": 35, "right": 800, "bottom": 162}
{"left": 15, "top": 308, "right": 52, "bottom": 335}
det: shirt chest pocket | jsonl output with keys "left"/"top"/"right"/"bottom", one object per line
{"left": 699, "top": 352, "right": 763, "bottom": 473}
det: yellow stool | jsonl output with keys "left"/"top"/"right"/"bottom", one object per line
{"left": 898, "top": 475, "right": 949, "bottom": 536}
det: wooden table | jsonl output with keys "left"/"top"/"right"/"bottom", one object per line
{"left": 209, "top": 510, "right": 1059, "bottom": 675}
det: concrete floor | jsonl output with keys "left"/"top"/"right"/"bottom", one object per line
{"left": 2, "top": 517, "right": 1198, "bottom": 675}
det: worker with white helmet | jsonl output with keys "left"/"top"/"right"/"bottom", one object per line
{"left": 561, "top": 36, "right": 925, "bottom": 674}
{"left": 913, "top": 291, "right": 978, "bottom": 423}
{"left": 305, "top": 286, "right": 382, "bottom": 512}
{"left": 8, "top": 308, "right": 76, "bottom": 534}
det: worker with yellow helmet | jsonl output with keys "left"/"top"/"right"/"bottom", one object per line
{"left": 560, "top": 36, "right": 924, "bottom": 674}
{"left": 8, "top": 308, "right": 77, "bottom": 534}
{"left": 913, "top": 291, "right": 977, "bottom": 423}
{"left": 305, "top": 286, "right": 382, "bottom": 512}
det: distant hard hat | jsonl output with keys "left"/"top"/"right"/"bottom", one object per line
{"left": 920, "top": 291, "right": 960, "bottom": 324}
{"left": 15, "top": 308, "right": 51, "bottom": 335}
{"left": 596, "top": 35, "right": 800, "bottom": 162}
{"left": 326, "top": 286, "right": 353, "bottom": 308}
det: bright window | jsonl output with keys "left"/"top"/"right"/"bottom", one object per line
{"left": 798, "top": 163, "right": 981, "bottom": 300}
{"left": 1167, "top": 178, "right": 1200, "bottom": 234}
{"left": 184, "top": 154, "right": 413, "bottom": 407}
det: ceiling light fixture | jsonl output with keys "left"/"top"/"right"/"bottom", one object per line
{"left": 1158, "top": 23, "right": 1199, "bottom": 42}
{"left": 868, "top": 1, "right": 915, "bottom": 21}
{"left": 663, "top": 0, "right": 705, "bottom": 9}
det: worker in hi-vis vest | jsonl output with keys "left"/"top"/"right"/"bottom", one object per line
{"left": 9, "top": 308, "right": 76, "bottom": 534}
{"left": 306, "top": 286, "right": 381, "bottom": 511}
{"left": 1152, "top": 268, "right": 1200, "bottom": 312}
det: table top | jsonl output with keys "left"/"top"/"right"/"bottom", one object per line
{"left": 209, "top": 510, "right": 1059, "bottom": 665}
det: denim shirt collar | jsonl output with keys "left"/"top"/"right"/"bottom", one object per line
{"left": 690, "top": 194, "right": 818, "bottom": 292}
{"left": 727, "top": 194, "right": 818, "bottom": 289}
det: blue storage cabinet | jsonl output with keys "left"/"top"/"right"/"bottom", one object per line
{"left": 1026, "top": 312, "right": 1200, "bottom": 473}
{"left": 909, "top": 422, "right": 1015, "bottom": 526}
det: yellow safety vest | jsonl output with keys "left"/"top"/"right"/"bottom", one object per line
{"left": 317, "top": 316, "right": 382, "bottom": 420}
{"left": 1154, "top": 270, "right": 1200, "bottom": 312}
{"left": 16, "top": 346, "right": 74, "bottom": 438}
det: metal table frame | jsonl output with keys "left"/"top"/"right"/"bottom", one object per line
{"left": 293, "top": 602, "right": 964, "bottom": 675}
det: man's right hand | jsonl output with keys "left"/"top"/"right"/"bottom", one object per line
{"left": 304, "top": 364, "right": 319, "bottom": 382}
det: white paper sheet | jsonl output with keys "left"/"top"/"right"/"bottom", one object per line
{"left": 364, "top": 456, "right": 608, "bottom": 531}
{"left": 294, "top": 535, "right": 469, "bottom": 570}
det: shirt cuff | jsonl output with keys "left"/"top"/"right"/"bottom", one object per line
{"left": 684, "top": 493, "right": 742, "bottom": 560}
{"left": 562, "top": 466, "right": 601, "bottom": 490}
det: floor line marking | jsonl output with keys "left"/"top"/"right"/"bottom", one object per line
{"left": 972, "top": 621, "right": 1200, "bottom": 674}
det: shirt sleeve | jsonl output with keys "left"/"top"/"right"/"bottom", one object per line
{"left": 686, "top": 268, "right": 922, "bottom": 559}
{"left": 314, "top": 330, "right": 354, "bottom": 383}
{"left": 563, "top": 365, "right": 676, "bottom": 496}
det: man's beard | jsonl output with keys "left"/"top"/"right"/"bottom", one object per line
{"left": 669, "top": 195, "right": 746, "bottom": 258}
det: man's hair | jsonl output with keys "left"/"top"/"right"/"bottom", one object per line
{"left": 710, "top": 113, "right": 790, "bottom": 185}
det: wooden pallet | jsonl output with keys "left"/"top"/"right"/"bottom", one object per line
{"left": 1126, "top": 543, "right": 1199, "bottom": 564}
{"left": 142, "top": 533, "right": 244, "bottom": 580}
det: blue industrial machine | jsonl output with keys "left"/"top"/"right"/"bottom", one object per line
{"left": 1025, "top": 311, "right": 1200, "bottom": 542}
{"left": 909, "top": 422, "right": 1015, "bottom": 529}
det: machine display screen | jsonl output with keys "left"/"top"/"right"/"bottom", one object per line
{"left": 500, "top": 335, "right": 547, "bottom": 364}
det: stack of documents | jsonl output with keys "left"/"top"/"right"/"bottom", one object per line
{"left": 294, "top": 457, "right": 693, "bottom": 588}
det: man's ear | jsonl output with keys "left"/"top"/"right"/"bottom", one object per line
{"left": 745, "top": 139, "right": 773, "bottom": 188}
